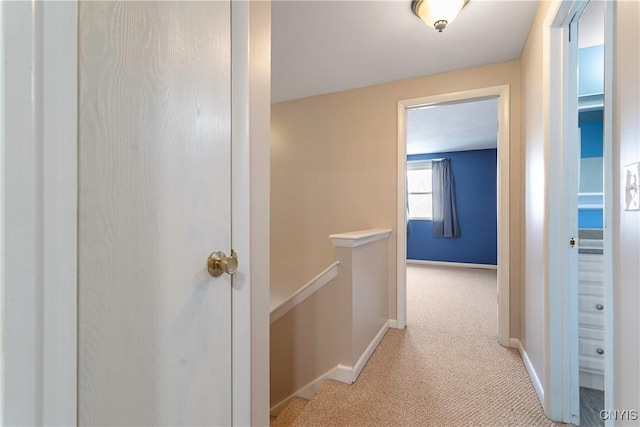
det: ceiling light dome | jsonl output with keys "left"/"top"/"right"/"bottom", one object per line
{"left": 411, "top": 0, "right": 468, "bottom": 33}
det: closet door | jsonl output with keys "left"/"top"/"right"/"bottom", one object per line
{"left": 78, "top": 2, "right": 232, "bottom": 424}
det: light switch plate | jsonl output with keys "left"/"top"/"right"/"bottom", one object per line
{"left": 624, "top": 162, "right": 640, "bottom": 211}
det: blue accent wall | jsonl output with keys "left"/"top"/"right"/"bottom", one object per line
{"left": 579, "top": 210, "right": 602, "bottom": 229}
{"left": 577, "top": 45, "right": 604, "bottom": 229}
{"left": 407, "top": 149, "right": 497, "bottom": 265}
{"left": 578, "top": 109, "right": 604, "bottom": 229}
{"left": 580, "top": 110, "right": 603, "bottom": 158}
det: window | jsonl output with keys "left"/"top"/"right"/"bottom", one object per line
{"left": 407, "top": 160, "right": 432, "bottom": 220}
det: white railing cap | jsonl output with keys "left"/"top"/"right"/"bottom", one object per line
{"left": 329, "top": 228, "right": 392, "bottom": 248}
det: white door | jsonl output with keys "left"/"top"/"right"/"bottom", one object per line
{"left": 78, "top": 2, "right": 232, "bottom": 425}
{"left": 565, "top": 17, "right": 581, "bottom": 426}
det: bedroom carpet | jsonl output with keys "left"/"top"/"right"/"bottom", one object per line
{"left": 271, "top": 264, "right": 559, "bottom": 427}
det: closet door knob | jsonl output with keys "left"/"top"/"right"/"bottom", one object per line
{"left": 207, "top": 250, "right": 238, "bottom": 277}
{"left": 596, "top": 348, "right": 604, "bottom": 355}
{"left": 595, "top": 304, "right": 604, "bottom": 311}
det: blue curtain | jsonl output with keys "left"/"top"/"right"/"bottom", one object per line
{"left": 432, "top": 159, "right": 461, "bottom": 238}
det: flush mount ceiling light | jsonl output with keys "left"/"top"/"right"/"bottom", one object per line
{"left": 411, "top": 0, "right": 468, "bottom": 33}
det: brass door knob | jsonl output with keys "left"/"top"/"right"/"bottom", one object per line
{"left": 208, "top": 250, "right": 238, "bottom": 277}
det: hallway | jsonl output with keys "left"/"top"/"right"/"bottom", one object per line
{"left": 273, "top": 265, "right": 555, "bottom": 426}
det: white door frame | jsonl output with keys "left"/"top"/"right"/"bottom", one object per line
{"left": 1, "top": 1, "right": 270, "bottom": 425}
{"left": 231, "top": 1, "right": 272, "bottom": 425}
{"left": 542, "top": 1, "right": 584, "bottom": 422}
{"left": 396, "top": 85, "right": 511, "bottom": 347}
{"left": 543, "top": 0, "right": 615, "bottom": 423}
{"left": 2, "top": 2, "right": 78, "bottom": 424}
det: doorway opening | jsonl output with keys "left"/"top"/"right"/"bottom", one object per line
{"left": 574, "top": 2, "right": 607, "bottom": 424}
{"left": 545, "top": 0, "right": 613, "bottom": 424}
{"left": 396, "top": 86, "right": 511, "bottom": 347}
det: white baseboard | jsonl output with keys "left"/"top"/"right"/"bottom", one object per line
{"left": 509, "top": 338, "right": 519, "bottom": 349}
{"left": 407, "top": 259, "right": 498, "bottom": 270}
{"left": 327, "top": 364, "right": 353, "bottom": 384}
{"left": 352, "top": 320, "right": 390, "bottom": 382}
{"left": 513, "top": 338, "right": 544, "bottom": 405}
{"left": 270, "top": 320, "right": 391, "bottom": 417}
{"left": 270, "top": 364, "right": 345, "bottom": 416}
{"left": 389, "top": 319, "right": 398, "bottom": 329}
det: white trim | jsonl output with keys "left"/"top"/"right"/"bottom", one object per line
{"left": 407, "top": 259, "right": 497, "bottom": 270}
{"left": 389, "top": 319, "right": 398, "bottom": 329}
{"left": 327, "top": 365, "right": 354, "bottom": 385}
{"left": 543, "top": 1, "right": 580, "bottom": 420}
{"left": 270, "top": 262, "right": 340, "bottom": 324}
{"left": 269, "top": 364, "right": 349, "bottom": 417}
{"left": 0, "top": 2, "right": 5, "bottom": 417}
{"left": 548, "top": 5, "right": 583, "bottom": 424}
{"left": 397, "top": 85, "right": 510, "bottom": 345}
{"left": 509, "top": 338, "right": 519, "bottom": 349}
{"left": 566, "top": 17, "right": 583, "bottom": 427}
{"left": 329, "top": 229, "right": 392, "bottom": 248}
{"left": 2, "top": 3, "right": 78, "bottom": 424}
{"left": 514, "top": 339, "right": 545, "bottom": 405}
{"left": 269, "top": 321, "right": 391, "bottom": 417}
{"left": 231, "top": 2, "right": 252, "bottom": 425}
{"left": 2, "top": 3, "right": 43, "bottom": 423}
{"left": 41, "top": 3, "right": 78, "bottom": 425}
{"left": 601, "top": 0, "right": 615, "bottom": 420}
{"left": 243, "top": 2, "right": 271, "bottom": 424}
{"left": 352, "top": 320, "right": 390, "bottom": 382}
{"left": 397, "top": 101, "right": 408, "bottom": 330}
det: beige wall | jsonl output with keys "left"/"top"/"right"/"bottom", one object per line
{"left": 518, "top": 0, "right": 552, "bottom": 394}
{"left": 614, "top": 0, "right": 640, "bottom": 419}
{"left": 270, "top": 262, "right": 351, "bottom": 407}
{"left": 271, "top": 61, "right": 522, "bottom": 335}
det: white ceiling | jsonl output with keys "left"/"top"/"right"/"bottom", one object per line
{"left": 272, "top": 0, "right": 540, "bottom": 103}
{"left": 407, "top": 98, "right": 498, "bottom": 155}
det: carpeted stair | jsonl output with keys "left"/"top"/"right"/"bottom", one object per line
{"left": 270, "top": 397, "right": 310, "bottom": 427}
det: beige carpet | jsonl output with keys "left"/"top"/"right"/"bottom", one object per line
{"left": 272, "top": 398, "right": 310, "bottom": 427}
{"left": 277, "top": 265, "right": 559, "bottom": 427}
